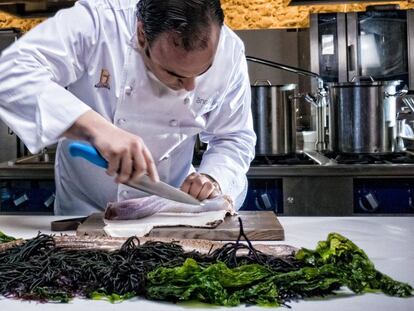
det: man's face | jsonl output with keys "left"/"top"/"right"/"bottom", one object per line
{"left": 137, "top": 22, "right": 220, "bottom": 91}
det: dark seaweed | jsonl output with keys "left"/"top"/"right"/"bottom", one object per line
{"left": 0, "top": 220, "right": 301, "bottom": 303}
{"left": 0, "top": 235, "right": 186, "bottom": 301}
{"left": 0, "top": 220, "right": 411, "bottom": 305}
{"left": 205, "top": 218, "right": 300, "bottom": 271}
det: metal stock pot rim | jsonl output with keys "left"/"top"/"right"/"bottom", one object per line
{"left": 328, "top": 80, "right": 402, "bottom": 88}
{"left": 250, "top": 83, "right": 297, "bottom": 91}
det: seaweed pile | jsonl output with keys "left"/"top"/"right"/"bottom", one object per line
{"left": 0, "top": 220, "right": 412, "bottom": 306}
{"left": 0, "top": 230, "right": 16, "bottom": 244}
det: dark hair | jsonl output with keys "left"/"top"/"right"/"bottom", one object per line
{"left": 136, "top": 0, "right": 224, "bottom": 51}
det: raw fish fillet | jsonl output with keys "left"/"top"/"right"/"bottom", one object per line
{"left": 103, "top": 195, "right": 236, "bottom": 237}
{"left": 105, "top": 195, "right": 234, "bottom": 220}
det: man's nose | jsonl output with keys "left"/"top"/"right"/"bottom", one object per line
{"left": 180, "top": 77, "right": 196, "bottom": 91}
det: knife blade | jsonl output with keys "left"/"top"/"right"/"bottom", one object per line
{"left": 68, "top": 141, "right": 202, "bottom": 205}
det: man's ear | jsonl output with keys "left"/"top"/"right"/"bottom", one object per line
{"left": 137, "top": 21, "right": 146, "bottom": 48}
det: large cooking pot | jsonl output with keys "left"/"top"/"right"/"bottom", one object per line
{"left": 251, "top": 82, "right": 297, "bottom": 155}
{"left": 328, "top": 77, "right": 404, "bottom": 154}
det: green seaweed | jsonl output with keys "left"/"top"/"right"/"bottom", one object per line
{"left": 295, "top": 233, "right": 413, "bottom": 297}
{"left": 0, "top": 230, "right": 412, "bottom": 306}
{"left": 146, "top": 259, "right": 278, "bottom": 306}
{"left": 90, "top": 291, "right": 135, "bottom": 303}
{"left": 0, "top": 231, "right": 16, "bottom": 244}
{"left": 145, "top": 233, "right": 413, "bottom": 306}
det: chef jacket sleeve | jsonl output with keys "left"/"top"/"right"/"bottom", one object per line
{"left": 0, "top": 0, "right": 97, "bottom": 153}
{"left": 197, "top": 49, "right": 256, "bottom": 209}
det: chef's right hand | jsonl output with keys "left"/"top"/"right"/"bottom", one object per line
{"left": 63, "top": 110, "right": 159, "bottom": 184}
{"left": 93, "top": 127, "right": 160, "bottom": 184}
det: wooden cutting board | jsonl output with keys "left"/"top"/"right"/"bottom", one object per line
{"left": 77, "top": 211, "right": 284, "bottom": 241}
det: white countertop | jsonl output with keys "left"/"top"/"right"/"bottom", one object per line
{"left": 0, "top": 216, "right": 413, "bottom": 311}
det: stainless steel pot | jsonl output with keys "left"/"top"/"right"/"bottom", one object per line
{"left": 251, "top": 82, "right": 297, "bottom": 155}
{"left": 328, "top": 77, "right": 404, "bottom": 154}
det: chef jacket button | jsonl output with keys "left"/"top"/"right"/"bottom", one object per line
{"left": 169, "top": 119, "right": 178, "bottom": 127}
{"left": 121, "top": 190, "right": 129, "bottom": 198}
{"left": 184, "top": 97, "right": 190, "bottom": 105}
{"left": 117, "top": 118, "right": 126, "bottom": 126}
{"left": 125, "top": 86, "right": 133, "bottom": 95}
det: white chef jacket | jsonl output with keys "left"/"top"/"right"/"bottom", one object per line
{"left": 0, "top": 0, "right": 256, "bottom": 215}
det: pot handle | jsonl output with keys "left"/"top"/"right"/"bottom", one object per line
{"left": 302, "top": 93, "right": 318, "bottom": 108}
{"left": 385, "top": 87, "right": 408, "bottom": 98}
{"left": 253, "top": 80, "right": 272, "bottom": 86}
{"left": 402, "top": 96, "right": 414, "bottom": 112}
{"left": 351, "top": 75, "right": 375, "bottom": 82}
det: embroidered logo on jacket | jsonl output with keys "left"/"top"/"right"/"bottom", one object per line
{"left": 94, "top": 69, "right": 111, "bottom": 89}
{"left": 195, "top": 97, "right": 209, "bottom": 106}
{"left": 196, "top": 96, "right": 216, "bottom": 110}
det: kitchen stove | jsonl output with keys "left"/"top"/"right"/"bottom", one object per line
{"left": 323, "top": 152, "right": 414, "bottom": 165}
{"left": 251, "top": 151, "right": 414, "bottom": 166}
{"left": 251, "top": 154, "right": 316, "bottom": 166}
{"left": 244, "top": 151, "right": 414, "bottom": 216}
{"left": 1, "top": 150, "right": 414, "bottom": 216}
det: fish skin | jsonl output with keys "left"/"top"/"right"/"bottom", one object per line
{"left": 105, "top": 198, "right": 164, "bottom": 220}
{"left": 0, "top": 239, "right": 25, "bottom": 252}
{"left": 105, "top": 195, "right": 235, "bottom": 221}
{"left": 0, "top": 235, "right": 298, "bottom": 257}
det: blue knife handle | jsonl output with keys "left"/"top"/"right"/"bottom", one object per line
{"left": 68, "top": 142, "right": 108, "bottom": 169}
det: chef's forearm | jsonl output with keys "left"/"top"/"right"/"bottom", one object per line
{"left": 63, "top": 110, "right": 114, "bottom": 143}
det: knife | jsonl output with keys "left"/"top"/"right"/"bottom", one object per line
{"left": 68, "top": 141, "right": 202, "bottom": 205}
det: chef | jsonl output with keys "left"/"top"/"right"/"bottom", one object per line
{"left": 0, "top": 0, "right": 256, "bottom": 215}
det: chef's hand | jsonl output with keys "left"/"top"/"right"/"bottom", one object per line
{"left": 180, "top": 172, "right": 221, "bottom": 201}
{"left": 63, "top": 110, "right": 159, "bottom": 184}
